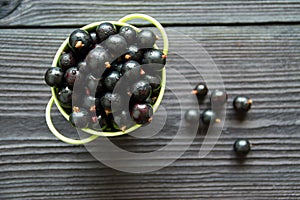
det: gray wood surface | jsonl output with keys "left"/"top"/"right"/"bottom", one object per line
{"left": 1, "top": 0, "right": 300, "bottom": 26}
{"left": 1, "top": 24, "right": 300, "bottom": 199}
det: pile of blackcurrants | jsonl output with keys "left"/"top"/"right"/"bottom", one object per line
{"left": 44, "top": 22, "right": 166, "bottom": 132}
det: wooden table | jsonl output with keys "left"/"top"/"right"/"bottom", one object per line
{"left": 1, "top": 1, "right": 300, "bottom": 199}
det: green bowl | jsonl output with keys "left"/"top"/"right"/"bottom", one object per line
{"left": 51, "top": 21, "right": 166, "bottom": 137}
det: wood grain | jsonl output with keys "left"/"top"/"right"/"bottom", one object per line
{"left": 1, "top": 26, "right": 300, "bottom": 199}
{"left": 1, "top": 0, "right": 300, "bottom": 26}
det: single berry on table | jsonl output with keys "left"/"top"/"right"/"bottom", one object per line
{"left": 64, "top": 67, "right": 79, "bottom": 89}
{"left": 44, "top": 67, "right": 64, "bottom": 87}
{"left": 59, "top": 52, "right": 76, "bottom": 71}
{"left": 69, "top": 107, "right": 89, "bottom": 128}
{"left": 119, "top": 26, "right": 137, "bottom": 45}
{"left": 185, "top": 109, "right": 200, "bottom": 124}
{"left": 233, "top": 139, "right": 251, "bottom": 155}
{"left": 192, "top": 82, "right": 208, "bottom": 99}
{"left": 233, "top": 96, "right": 252, "bottom": 112}
{"left": 69, "top": 29, "right": 92, "bottom": 56}
{"left": 210, "top": 90, "right": 228, "bottom": 106}
{"left": 201, "top": 109, "right": 220, "bottom": 125}
{"left": 131, "top": 103, "right": 153, "bottom": 125}
{"left": 137, "top": 29, "right": 157, "bottom": 48}
{"left": 96, "top": 22, "right": 117, "bottom": 42}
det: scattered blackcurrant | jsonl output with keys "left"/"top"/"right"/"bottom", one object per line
{"left": 210, "top": 90, "right": 228, "bottom": 106}
{"left": 233, "top": 96, "right": 252, "bottom": 112}
{"left": 233, "top": 139, "right": 251, "bottom": 155}
{"left": 201, "top": 109, "right": 220, "bottom": 125}
{"left": 105, "top": 34, "right": 128, "bottom": 56}
{"left": 100, "top": 92, "right": 122, "bottom": 114}
{"left": 192, "top": 82, "right": 208, "bottom": 99}
{"left": 185, "top": 109, "right": 200, "bottom": 124}
{"left": 130, "top": 80, "right": 152, "bottom": 102}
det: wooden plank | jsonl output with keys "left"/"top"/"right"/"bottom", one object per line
{"left": 0, "top": 26, "right": 300, "bottom": 199}
{"left": 1, "top": 0, "right": 300, "bottom": 26}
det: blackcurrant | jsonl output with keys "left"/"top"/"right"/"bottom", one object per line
{"left": 105, "top": 34, "right": 128, "bottom": 56}
{"left": 122, "top": 60, "right": 142, "bottom": 79}
{"left": 233, "top": 96, "right": 252, "bottom": 112}
{"left": 125, "top": 45, "right": 144, "bottom": 62}
{"left": 64, "top": 67, "right": 79, "bottom": 89}
{"left": 137, "top": 30, "right": 157, "bottom": 48}
{"left": 131, "top": 103, "right": 153, "bottom": 125}
{"left": 119, "top": 26, "right": 137, "bottom": 45}
{"left": 69, "top": 29, "right": 92, "bottom": 56}
{"left": 104, "top": 71, "right": 121, "bottom": 91}
{"left": 130, "top": 80, "right": 152, "bottom": 102}
{"left": 100, "top": 92, "right": 122, "bottom": 114}
{"left": 192, "top": 82, "right": 208, "bottom": 99}
{"left": 233, "top": 139, "right": 251, "bottom": 155}
{"left": 85, "top": 45, "right": 111, "bottom": 76}
{"left": 57, "top": 86, "right": 73, "bottom": 108}
{"left": 142, "top": 49, "right": 166, "bottom": 73}
{"left": 90, "top": 32, "right": 98, "bottom": 45}
{"left": 69, "top": 108, "right": 89, "bottom": 128}
{"left": 201, "top": 109, "right": 220, "bottom": 125}
{"left": 185, "top": 109, "right": 200, "bottom": 124}
{"left": 85, "top": 73, "right": 100, "bottom": 94}
{"left": 59, "top": 52, "right": 76, "bottom": 71}
{"left": 111, "top": 61, "right": 123, "bottom": 73}
{"left": 44, "top": 67, "right": 64, "bottom": 87}
{"left": 96, "top": 22, "right": 117, "bottom": 42}
{"left": 82, "top": 95, "right": 97, "bottom": 111}
{"left": 144, "top": 75, "right": 161, "bottom": 92}
{"left": 210, "top": 90, "right": 228, "bottom": 106}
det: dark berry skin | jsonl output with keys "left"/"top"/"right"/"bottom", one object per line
{"left": 90, "top": 32, "right": 98, "bottom": 45}
{"left": 125, "top": 45, "right": 144, "bottom": 62}
{"left": 122, "top": 60, "right": 142, "bottom": 79}
{"left": 69, "top": 108, "right": 89, "bottom": 128}
{"left": 131, "top": 80, "right": 152, "bottom": 102}
{"left": 131, "top": 103, "right": 153, "bottom": 125}
{"left": 185, "top": 109, "right": 200, "bottom": 124}
{"left": 210, "top": 90, "right": 228, "bottom": 106}
{"left": 64, "top": 67, "right": 79, "bottom": 89}
{"left": 233, "top": 139, "right": 251, "bottom": 155}
{"left": 105, "top": 34, "right": 128, "bottom": 57}
{"left": 85, "top": 73, "right": 100, "bottom": 95}
{"left": 142, "top": 49, "right": 166, "bottom": 73}
{"left": 44, "top": 67, "right": 64, "bottom": 87}
{"left": 201, "top": 109, "right": 220, "bottom": 125}
{"left": 59, "top": 52, "right": 76, "bottom": 71}
{"left": 111, "top": 61, "right": 123, "bottom": 73}
{"left": 144, "top": 75, "right": 161, "bottom": 92}
{"left": 85, "top": 45, "right": 110, "bottom": 76}
{"left": 137, "top": 30, "right": 156, "bottom": 48}
{"left": 233, "top": 96, "right": 252, "bottom": 112}
{"left": 82, "top": 95, "right": 97, "bottom": 111}
{"left": 57, "top": 86, "right": 73, "bottom": 108}
{"left": 69, "top": 29, "right": 92, "bottom": 56}
{"left": 192, "top": 83, "right": 208, "bottom": 99}
{"left": 96, "top": 22, "right": 117, "bottom": 42}
{"left": 100, "top": 92, "right": 122, "bottom": 114}
{"left": 119, "top": 26, "right": 137, "bottom": 45}
{"left": 104, "top": 71, "right": 121, "bottom": 91}
{"left": 78, "top": 61, "right": 88, "bottom": 74}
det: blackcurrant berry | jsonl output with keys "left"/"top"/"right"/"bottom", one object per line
{"left": 85, "top": 73, "right": 100, "bottom": 95}
{"left": 192, "top": 82, "right": 208, "bottom": 99}
{"left": 119, "top": 26, "right": 137, "bottom": 45}
{"left": 210, "top": 90, "right": 228, "bottom": 106}
{"left": 233, "top": 139, "right": 251, "bottom": 155}
{"left": 96, "top": 22, "right": 117, "bottom": 42}
{"left": 69, "top": 108, "right": 89, "bottom": 128}
{"left": 201, "top": 109, "right": 220, "bottom": 125}
{"left": 111, "top": 61, "right": 123, "bottom": 73}
{"left": 100, "top": 92, "right": 122, "bottom": 114}
{"left": 69, "top": 29, "right": 92, "bottom": 56}
{"left": 78, "top": 61, "right": 88, "bottom": 74}
{"left": 130, "top": 80, "right": 152, "bottom": 102}
{"left": 64, "top": 67, "right": 79, "bottom": 89}
{"left": 57, "top": 86, "right": 73, "bottom": 108}
{"left": 233, "top": 96, "right": 252, "bottom": 112}
{"left": 104, "top": 71, "right": 121, "bottom": 91}
{"left": 122, "top": 60, "right": 142, "bottom": 79}
{"left": 131, "top": 103, "right": 153, "bottom": 125}
{"left": 82, "top": 95, "right": 97, "bottom": 111}
{"left": 85, "top": 45, "right": 111, "bottom": 76}
{"left": 90, "top": 32, "right": 98, "bottom": 45}
{"left": 185, "top": 109, "right": 200, "bottom": 124}
{"left": 125, "top": 45, "right": 144, "bottom": 62}
{"left": 59, "top": 52, "right": 76, "bottom": 71}
{"left": 137, "top": 30, "right": 157, "bottom": 48}
{"left": 144, "top": 75, "right": 161, "bottom": 92}
{"left": 142, "top": 49, "right": 166, "bottom": 73}
{"left": 105, "top": 34, "right": 128, "bottom": 56}
{"left": 44, "top": 67, "right": 64, "bottom": 87}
